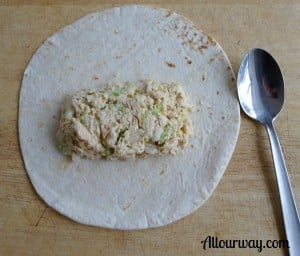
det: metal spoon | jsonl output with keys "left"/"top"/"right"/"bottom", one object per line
{"left": 237, "top": 48, "right": 300, "bottom": 255}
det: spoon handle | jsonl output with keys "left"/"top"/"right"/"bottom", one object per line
{"left": 265, "top": 121, "right": 300, "bottom": 256}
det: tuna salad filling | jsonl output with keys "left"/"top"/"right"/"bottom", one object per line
{"left": 57, "top": 80, "right": 193, "bottom": 159}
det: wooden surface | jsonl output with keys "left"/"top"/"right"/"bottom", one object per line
{"left": 1, "top": 1, "right": 299, "bottom": 255}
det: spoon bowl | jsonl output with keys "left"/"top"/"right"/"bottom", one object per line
{"left": 237, "top": 48, "right": 300, "bottom": 256}
{"left": 237, "top": 48, "right": 284, "bottom": 123}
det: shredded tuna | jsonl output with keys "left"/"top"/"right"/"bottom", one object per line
{"left": 57, "top": 80, "right": 193, "bottom": 159}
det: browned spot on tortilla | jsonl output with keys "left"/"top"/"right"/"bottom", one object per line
{"left": 198, "top": 45, "right": 207, "bottom": 54}
{"left": 227, "top": 66, "right": 231, "bottom": 70}
{"left": 69, "top": 67, "right": 74, "bottom": 70}
{"left": 123, "top": 202, "right": 133, "bottom": 211}
{"left": 165, "top": 10, "right": 173, "bottom": 17}
{"left": 165, "top": 61, "right": 176, "bottom": 68}
{"left": 47, "top": 41, "right": 53, "bottom": 46}
{"left": 202, "top": 74, "right": 206, "bottom": 81}
{"left": 158, "top": 48, "right": 161, "bottom": 53}
{"left": 194, "top": 32, "right": 197, "bottom": 36}
{"left": 159, "top": 168, "right": 165, "bottom": 175}
{"left": 115, "top": 55, "right": 123, "bottom": 59}
{"left": 41, "top": 146, "right": 45, "bottom": 151}
{"left": 217, "top": 90, "right": 220, "bottom": 95}
{"left": 221, "top": 116, "right": 225, "bottom": 120}
{"left": 209, "top": 57, "right": 215, "bottom": 63}
{"left": 231, "top": 77, "right": 235, "bottom": 82}
{"left": 187, "top": 60, "right": 192, "bottom": 64}
{"left": 190, "top": 144, "right": 194, "bottom": 148}
{"left": 174, "top": 24, "right": 178, "bottom": 29}
{"left": 64, "top": 55, "right": 69, "bottom": 59}
{"left": 94, "top": 76, "right": 99, "bottom": 80}
{"left": 52, "top": 114, "right": 56, "bottom": 119}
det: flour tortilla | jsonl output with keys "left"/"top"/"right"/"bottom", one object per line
{"left": 19, "top": 5, "right": 240, "bottom": 229}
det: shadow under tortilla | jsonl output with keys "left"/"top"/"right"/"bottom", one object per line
{"left": 255, "top": 124, "right": 288, "bottom": 255}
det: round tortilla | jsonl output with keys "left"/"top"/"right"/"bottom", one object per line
{"left": 19, "top": 5, "right": 240, "bottom": 229}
